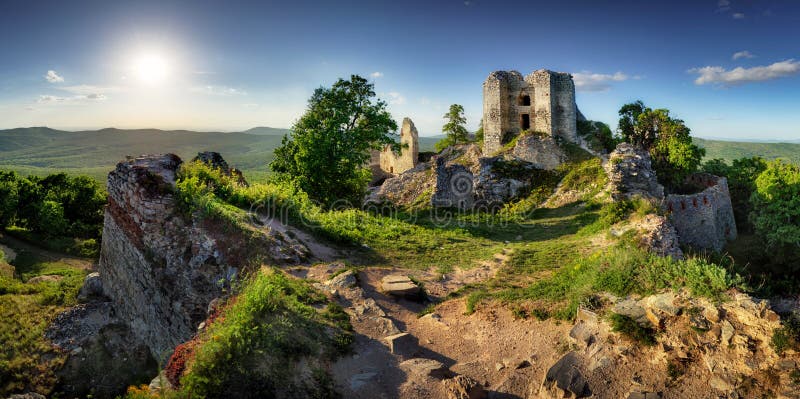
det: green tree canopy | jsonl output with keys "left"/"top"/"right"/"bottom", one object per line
{"left": 270, "top": 75, "right": 398, "bottom": 207}
{"left": 617, "top": 101, "right": 705, "bottom": 189}
{"left": 750, "top": 159, "right": 800, "bottom": 268}
{"left": 435, "top": 104, "right": 469, "bottom": 152}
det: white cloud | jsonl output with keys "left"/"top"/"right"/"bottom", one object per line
{"left": 572, "top": 71, "right": 630, "bottom": 92}
{"left": 732, "top": 12, "right": 745, "bottom": 19}
{"left": 732, "top": 50, "right": 755, "bottom": 60}
{"left": 58, "top": 85, "right": 121, "bottom": 95}
{"left": 717, "top": 0, "right": 731, "bottom": 12}
{"left": 690, "top": 59, "right": 800, "bottom": 86}
{"left": 37, "top": 93, "right": 107, "bottom": 103}
{"left": 44, "top": 70, "right": 64, "bottom": 83}
{"left": 386, "top": 91, "right": 406, "bottom": 105}
{"left": 191, "top": 85, "right": 247, "bottom": 96}
{"left": 370, "top": 71, "right": 383, "bottom": 79}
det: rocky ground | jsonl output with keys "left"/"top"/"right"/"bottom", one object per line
{"left": 287, "top": 260, "right": 800, "bottom": 399}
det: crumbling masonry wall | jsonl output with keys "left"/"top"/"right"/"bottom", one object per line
{"left": 379, "top": 117, "right": 419, "bottom": 175}
{"left": 483, "top": 69, "right": 579, "bottom": 155}
{"left": 666, "top": 173, "right": 737, "bottom": 252}
{"left": 98, "top": 154, "right": 305, "bottom": 360}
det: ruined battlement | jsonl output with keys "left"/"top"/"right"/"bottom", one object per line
{"left": 482, "top": 69, "right": 579, "bottom": 155}
{"left": 379, "top": 117, "right": 419, "bottom": 175}
{"left": 665, "top": 173, "right": 737, "bottom": 252}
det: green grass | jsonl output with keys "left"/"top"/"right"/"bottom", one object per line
{"left": 173, "top": 269, "right": 350, "bottom": 399}
{"left": 0, "top": 244, "right": 88, "bottom": 396}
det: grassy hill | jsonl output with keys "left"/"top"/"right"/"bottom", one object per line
{"left": 2, "top": 126, "right": 796, "bottom": 184}
{"left": 694, "top": 137, "right": 800, "bottom": 165}
{"left": 0, "top": 127, "right": 290, "bottom": 182}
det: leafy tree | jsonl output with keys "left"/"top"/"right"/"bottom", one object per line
{"left": 435, "top": 104, "right": 469, "bottom": 152}
{"left": 617, "top": 101, "right": 705, "bottom": 189}
{"left": 577, "top": 120, "right": 616, "bottom": 153}
{"left": 270, "top": 75, "right": 398, "bottom": 206}
{"left": 750, "top": 160, "right": 800, "bottom": 268}
{"left": 474, "top": 118, "right": 484, "bottom": 144}
{"left": 0, "top": 172, "right": 19, "bottom": 228}
{"left": 34, "top": 200, "right": 69, "bottom": 238}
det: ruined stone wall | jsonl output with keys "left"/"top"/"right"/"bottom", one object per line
{"left": 483, "top": 69, "right": 579, "bottom": 155}
{"left": 379, "top": 117, "right": 419, "bottom": 175}
{"left": 666, "top": 173, "right": 738, "bottom": 252}
{"left": 98, "top": 154, "right": 305, "bottom": 360}
{"left": 431, "top": 157, "right": 474, "bottom": 209}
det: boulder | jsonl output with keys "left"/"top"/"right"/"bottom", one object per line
{"left": 326, "top": 270, "right": 357, "bottom": 290}
{"left": 77, "top": 272, "right": 104, "bottom": 301}
{"left": 381, "top": 275, "right": 420, "bottom": 297}
{"left": 385, "top": 332, "right": 418, "bottom": 358}
{"left": 441, "top": 375, "right": 487, "bottom": 399}
{"left": 569, "top": 321, "right": 596, "bottom": 347}
{"left": 536, "top": 352, "right": 591, "bottom": 398}
{"left": 613, "top": 299, "right": 652, "bottom": 328}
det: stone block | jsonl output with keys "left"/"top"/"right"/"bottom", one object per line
{"left": 385, "top": 332, "right": 418, "bottom": 358}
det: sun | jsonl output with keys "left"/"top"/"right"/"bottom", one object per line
{"left": 133, "top": 53, "right": 169, "bottom": 85}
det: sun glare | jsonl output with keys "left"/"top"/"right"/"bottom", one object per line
{"left": 133, "top": 53, "right": 169, "bottom": 85}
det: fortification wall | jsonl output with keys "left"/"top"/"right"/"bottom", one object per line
{"left": 666, "top": 173, "right": 737, "bottom": 252}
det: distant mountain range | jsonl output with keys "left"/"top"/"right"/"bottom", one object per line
{"left": 0, "top": 127, "right": 796, "bottom": 182}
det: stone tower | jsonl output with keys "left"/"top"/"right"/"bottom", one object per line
{"left": 379, "top": 117, "right": 419, "bottom": 174}
{"left": 482, "top": 69, "right": 579, "bottom": 155}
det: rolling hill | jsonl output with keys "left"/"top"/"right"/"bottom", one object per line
{"left": 0, "top": 127, "right": 289, "bottom": 182}
{"left": 1, "top": 127, "right": 796, "bottom": 183}
{"left": 693, "top": 137, "right": 800, "bottom": 165}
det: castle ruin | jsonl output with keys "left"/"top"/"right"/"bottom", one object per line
{"left": 666, "top": 173, "right": 738, "bottom": 252}
{"left": 482, "top": 70, "right": 581, "bottom": 155}
{"left": 379, "top": 117, "right": 419, "bottom": 175}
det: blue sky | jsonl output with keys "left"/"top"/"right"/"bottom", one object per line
{"left": 0, "top": 0, "right": 799, "bottom": 140}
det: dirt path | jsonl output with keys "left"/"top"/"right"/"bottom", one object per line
{"left": 291, "top": 251, "right": 582, "bottom": 399}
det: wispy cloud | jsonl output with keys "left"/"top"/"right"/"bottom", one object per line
{"left": 37, "top": 93, "right": 107, "bottom": 103}
{"left": 44, "top": 70, "right": 64, "bottom": 83}
{"left": 191, "top": 85, "right": 247, "bottom": 96}
{"left": 732, "top": 12, "right": 745, "bottom": 19}
{"left": 690, "top": 59, "right": 800, "bottom": 86}
{"left": 717, "top": 0, "right": 731, "bottom": 12}
{"left": 370, "top": 71, "right": 383, "bottom": 79}
{"left": 732, "top": 50, "right": 755, "bottom": 60}
{"left": 59, "top": 85, "right": 121, "bottom": 96}
{"left": 572, "top": 71, "right": 631, "bottom": 92}
{"left": 385, "top": 91, "right": 406, "bottom": 105}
